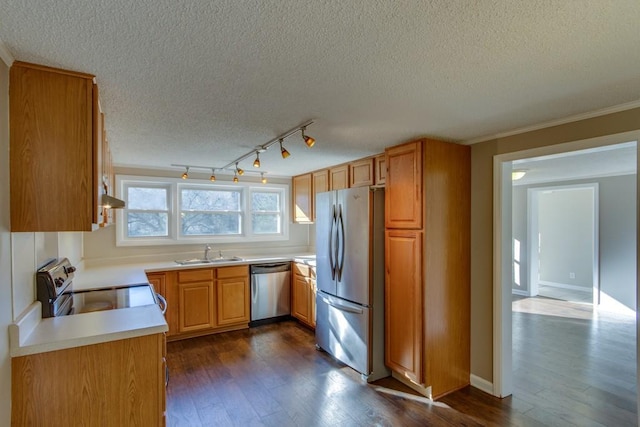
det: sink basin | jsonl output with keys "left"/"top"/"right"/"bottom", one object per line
{"left": 175, "top": 256, "right": 244, "bottom": 265}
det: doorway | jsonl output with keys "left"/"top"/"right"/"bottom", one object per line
{"left": 492, "top": 131, "right": 638, "bottom": 423}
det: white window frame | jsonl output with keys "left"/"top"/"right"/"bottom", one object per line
{"left": 115, "top": 175, "right": 289, "bottom": 247}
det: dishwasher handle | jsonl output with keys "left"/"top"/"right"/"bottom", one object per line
{"left": 250, "top": 263, "right": 291, "bottom": 274}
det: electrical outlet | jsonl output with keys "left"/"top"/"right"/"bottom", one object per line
{"left": 569, "top": 272, "right": 576, "bottom": 279}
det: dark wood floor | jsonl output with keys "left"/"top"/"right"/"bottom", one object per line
{"left": 166, "top": 301, "right": 637, "bottom": 426}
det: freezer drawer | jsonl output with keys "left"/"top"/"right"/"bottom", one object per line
{"left": 316, "top": 291, "right": 371, "bottom": 376}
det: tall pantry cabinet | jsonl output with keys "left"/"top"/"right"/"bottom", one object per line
{"left": 384, "top": 138, "right": 470, "bottom": 399}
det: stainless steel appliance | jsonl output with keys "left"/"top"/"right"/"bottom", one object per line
{"left": 250, "top": 262, "right": 291, "bottom": 325}
{"left": 315, "top": 186, "right": 389, "bottom": 382}
{"left": 36, "top": 258, "right": 166, "bottom": 317}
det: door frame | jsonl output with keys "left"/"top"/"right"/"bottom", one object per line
{"left": 492, "top": 130, "right": 639, "bottom": 399}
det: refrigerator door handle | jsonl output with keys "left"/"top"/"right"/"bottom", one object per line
{"left": 337, "top": 204, "right": 345, "bottom": 281}
{"left": 329, "top": 204, "right": 337, "bottom": 280}
{"left": 321, "top": 296, "right": 363, "bottom": 314}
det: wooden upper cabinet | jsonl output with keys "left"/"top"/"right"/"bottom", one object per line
{"left": 385, "top": 141, "right": 423, "bottom": 229}
{"left": 9, "top": 61, "right": 105, "bottom": 231}
{"left": 292, "top": 173, "right": 313, "bottom": 223}
{"left": 374, "top": 154, "right": 386, "bottom": 185}
{"left": 349, "top": 158, "right": 374, "bottom": 188}
{"left": 312, "top": 170, "right": 329, "bottom": 222}
{"left": 329, "top": 164, "right": 349, "bottom": 190}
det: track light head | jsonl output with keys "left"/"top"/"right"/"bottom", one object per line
{"left": 301, "top": 126, "right": 315, "bottom": 148}
{"left": 279, "top": 139, "right": 290, "bottom": 159}
{"left": 210, "top": 169, "right": 216, "bottom": 182}
{"left": 261, "top": 172, "right": 267, "bottom": 184}
{"left": 233, "top": 171, "right": 239, "bottom": 183}
{"left": 253, "top": 152, "right": 261, "bottom": 168}
{"left": 181, "top": 167, "right": 189, "bottom": 179}
{"left": 235, "top": 163, "right": 244, "bottom": 176}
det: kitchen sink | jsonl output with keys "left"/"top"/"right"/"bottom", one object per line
{"left": 175, "top": 256, "right": 244, "bottom": 265}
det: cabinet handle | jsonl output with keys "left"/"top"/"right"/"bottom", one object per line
{"left": 163, "top": 357, "right": 169, "bottom": 387}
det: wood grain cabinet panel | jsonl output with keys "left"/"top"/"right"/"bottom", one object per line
{"left": 375, "top": 154, "right": 386, "bottom": 185}
{"left": 178, "top": 281, "right": 216, "bottom": 332}
{"left": 329, "top": 164, "right": 349, "bottom": 190}
{"left": 349, "top": 158, "right": 374, "bottom": 187}
{"left": 292, "top": 262, "right": 316, "bottom": 328}
{"left": 385, "top": 141, "right": 423, "bottom": 229}
{"left": 12, "top": 334, "right": 166, "bottom": 426}
{"left": 385, "top": 229, "right": 423, "bottom": 385}
{"left": 312, "top": 170, "right": 329, "bottom": 221}
{"left": 292, "top": 173, "right": 313, "bottom": 223}
{"left": 216, "top": 266, "right": 250, "bottom": 326}
{"left": 9, "top": 61, "right": 109, "bottom": 231}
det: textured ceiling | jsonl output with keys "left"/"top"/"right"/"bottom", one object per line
{"left": 1, "top": 1, "right": 640, "bottom": 177}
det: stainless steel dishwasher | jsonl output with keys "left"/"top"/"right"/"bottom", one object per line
{"left": 250, "top": 262, "right": 291, "bottom": 326}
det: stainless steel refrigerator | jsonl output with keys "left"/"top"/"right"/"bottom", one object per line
{"left": 315, "top": 186, "right": 389, "bottom": 382}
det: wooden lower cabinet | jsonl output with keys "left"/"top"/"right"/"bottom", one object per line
{"left": 385, "top": 229, "right": 423, "bottom": 385}
{"left": 216, "top": 266, "right": 250, "bottom": 326}
{"left": 292, "top": 262, "right": 316, "bottom": 328}
{"left": 151, "top": 265, "right": 250, "bottom": 341}
{"left": 12, "top": 333, "right": 166, "bottom": 426}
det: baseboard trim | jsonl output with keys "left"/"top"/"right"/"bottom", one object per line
{"left": 512, "top": 289, "right": 532, "bottom": 297}
{"left": 470, "top": 374, "right": 494, "bottom": 396}
{"left": 539, "top": 280, "right": 591, "bottom": 293}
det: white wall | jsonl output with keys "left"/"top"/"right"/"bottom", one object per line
{"left": 0, "top": 49, "right": 12, "bottom": 427}
{"left": 538, "top": 188, "right": 594, "bottom": 288}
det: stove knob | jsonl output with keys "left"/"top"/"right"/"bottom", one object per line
{"left": 54, "top": 278, "right": 65, "bottom": 287}
{"left": 65, "top": 266, "right": 77, "bottom": 274}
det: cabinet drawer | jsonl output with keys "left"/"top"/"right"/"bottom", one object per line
{"left": 216, "top": 265, "right": 248, "bottom": 279}
{"left": 178, "top": 268, "right": 213, "bottom": 283}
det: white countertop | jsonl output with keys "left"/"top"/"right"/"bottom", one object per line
{"left": 11, "top": 253, "right": 315, "bottom": 357}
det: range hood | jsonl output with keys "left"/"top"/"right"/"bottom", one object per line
{"left": 101, "top": 194, "right": 125, "bottom": 209}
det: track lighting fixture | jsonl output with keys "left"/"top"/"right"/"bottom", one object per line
{"left": 171, "top": 121, "right": 313, "bottom": 180}
{"left": 301, "top": 126, "right": 315, "bottom": 148}
{"left": 279, "top": 139, "right": 290, "bottom": 159}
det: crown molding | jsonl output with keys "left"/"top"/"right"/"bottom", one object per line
{"left": 0, "top": 39, "right": 14, "bottom": 67}
{"left": 463, "top": 99, "right": 640, "bottom": 145}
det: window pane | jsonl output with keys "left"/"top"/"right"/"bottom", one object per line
{"left": 182, "top": 213, "right": 241, "bottom": 235}
{"left": 127, "top": 212, "right": 168, "bottom": 237}
{"left": 127, "top": 187, "right": 167, "bottom": 210}
{"left": 252, "top": 192, "right": 280, "bottom": 211}
{"left": 182, "top": 189, "right": 240, "bottom": 211}
{"left": 252, "top": 213, "right": 280, "bottom": 234}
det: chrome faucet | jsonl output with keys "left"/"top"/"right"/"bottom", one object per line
{"left": 204, "top": 244, "right": 212, "bottom": 260}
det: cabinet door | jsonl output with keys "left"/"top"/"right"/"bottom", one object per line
{"left": 385, "top": 141, "right": 423, "bottom": 229}
{"left": 217, "top": 276, "right": 250, "bottom": 326}
{"left": 349, "top": 158, "right": 374, "bottom": 187}
{"left": 310, "top": 276, "right": 317, "bottom": 328}
{"left": 312, "top": 170, "right": 329, "bottom": 222}
{"left": 329, "top": 164, "right": 349, "bottom": 190}
{"left": 10, "top": 62, "right": 97, "bottom": 231}
{"left": 292, "top": 274, "right": 311, "bottom": 324}
{"left": 178, "top": 281, "right": 216, "bottom": 332}
{"left": 292, "top": 173, "right": 313, "bottom": 223}
{"left": 385, "top": 229, "right": 423, "bottom": 385}
{"left": 374, "top": 154, "right": 386, "bottom": 185}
